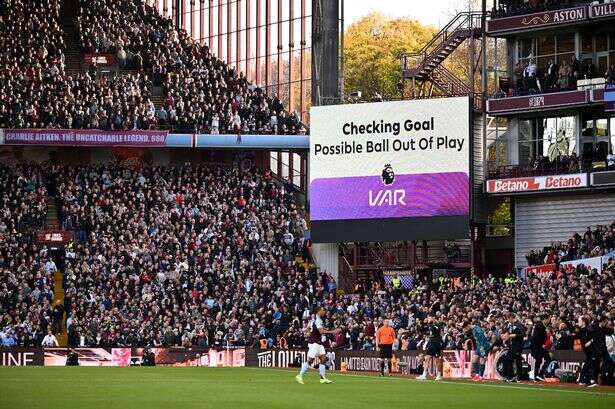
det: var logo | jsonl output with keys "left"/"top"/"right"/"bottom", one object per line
{"left": 368, "top": 189, "right": 406, "bottom": 206}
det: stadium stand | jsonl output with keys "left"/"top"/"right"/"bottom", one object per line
{"left": 75, "top": 0, "right": 302, "bottom": 133}
{"left": 0, "top": 0, "right": 301, "bottom": 133}
{"left": 0, "top": 164, "right": 55, "bottom": 347}
{"left": 526, "top": 223, "right": 615, "bottom": 266}
{"left": 2, "top": 158, "right": 611, "bottom": 354}
{"left": 52, "top": 164, "right": 310, "bottom": 348}
{"left": 0, "top": 163, "right": 613, "bottom": 351}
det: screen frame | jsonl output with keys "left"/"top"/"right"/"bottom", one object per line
{"left": 308, "top": 97, "right": 474, "bottom": 243}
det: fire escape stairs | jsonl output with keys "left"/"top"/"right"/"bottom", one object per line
{"left": 401, "top": 12, "right": 482, "bottom": 98}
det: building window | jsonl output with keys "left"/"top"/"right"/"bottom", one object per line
{"left": 515, "top": 33, "right": 577, "bottom": 94}
{"left": 538, "top": 117, "right": 577, "bottom": 161}
{"left": 518, "top": 116, "right": 577, "bottom": 167}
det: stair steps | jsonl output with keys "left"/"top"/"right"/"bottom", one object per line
{"left": 53, "top": 270, "right": 68, "bottom": 347}
{"left": 60, "top": 0, "right": 82, "bottom": 73}
{"left": 401, "top": 12, "right": 482, "bottom": 99}
{"left": 47, "top": 197, "right": 67, "bottom": 346}
{"left": 46, "top": 201, "right": 59, "bottom": 230}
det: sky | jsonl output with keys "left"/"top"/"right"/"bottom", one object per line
{"left": 343, "top": 0, "right": 477, "bottom": 29}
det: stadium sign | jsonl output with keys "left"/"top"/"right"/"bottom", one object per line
{"left": 486, "top": 173, "right": 588, "bottom": 194}
{"left": 83, "top": 53, "right": 115, "bottom": 66}
{"left": 0, "top": 347, "right": 244, "bottom": 366}
{"left": 486, "top": 5, "right": 587, "bottom": 34}
{"left": 36, "top": 230, "right": 74, "bottom": 245}
{"left": 590, "top": 2, "right": 615, "bottom": 19}
{"left": 309, "top": 97, "right": 470, "bottom": 243}
{"left": 486, "top": 90, "right": 588, "bottom": 114}
{"left": 0, "top": 349, "right": 44, "bottom": 366}
{"left": 245, "top": 349, "right": 336, "bottom": 369}
{"left": 4, "top": 129, "right": 171, "bottom": 147}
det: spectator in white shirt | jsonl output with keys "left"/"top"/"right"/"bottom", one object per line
{"left": 41, "top": 330, "right": 59, "bottom": 347}
{"left": 607, "top": 152, "right": 615, "bottom": 170}
{"left": 45, "top": 259, "right": 57, "bottom": 273}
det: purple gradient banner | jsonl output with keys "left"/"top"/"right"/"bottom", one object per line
{"left": 310, "top": 172, "right": 469, "bottom": 220}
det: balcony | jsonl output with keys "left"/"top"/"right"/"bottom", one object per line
{"left": 487, "top": 1, "right": 615, "bottom": 36}
{"left": 485, "top": 156, "right": 615, "bottom": 194}
{"left": 487, "top": 75, "right": 608, "bottom": 115}
{"left": 488, "top": 159, "right": 590, "bottom": 180}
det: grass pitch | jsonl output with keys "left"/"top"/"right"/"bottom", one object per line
{"left": 1, "top": 367, "right": 614, "bottom": 409}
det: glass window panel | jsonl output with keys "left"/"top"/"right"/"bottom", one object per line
{"left": 582, "top": 118, "right": 595, "bottom": 137}
{"left": 598, "top": 55, "right": 609, "bottom": 76}
{"left": 555, "top": 53, "right": 574, "bottom": 66}
{"left": 537, "top": 35, "right": 555, "bottom": 56}
{"left": 596, "top": 32, "right": 608, "bottom": 53}
{"left": 610, "top": 118, "right": 615, "bottom": 155}
{"left": 518, "top": 38, "right": 533, "bottom": 59}
{"left": 597, "top": 118, "right": 609, "bottom": 138}
{"left": 581, "top": 33, "right": 593, "bottom": 54}
{"left": 537, "top": 56, "right": 551, "bottom": 72}
{"left": 518, "top": 140, "right": 532, "bottom": 166}
{"left": 556, "top": 33, "right": 575, "bottom": 54}
{"left": 596, "top": 118, "right": 609, "bottom": 160}
{"left": 518, "top": 119, "right": 533, "bottom": 165}
{"left": 541, "top": 117, "right": 577, "bottom": 160}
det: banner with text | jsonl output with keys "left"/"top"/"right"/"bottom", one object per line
{"left": 525, "top": 252, "right": 615, "bottom": 276}
{"left": 0, "top": 347, "right": 244, "bottom": 367}
{"left": 4, "top": 129, "right": 170, "bottom": 147}
{"left": 245, "top": 349, "right": 585, "bottom": 380}
{"left": 486, "top": 173, "right": 588, "bottom": 194}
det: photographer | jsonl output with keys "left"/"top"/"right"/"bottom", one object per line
{"left": 142, "top": 348, "right": 156, "bottom": 366}
{"left": 65, "top": 349, "right": 79, "bottom": 366}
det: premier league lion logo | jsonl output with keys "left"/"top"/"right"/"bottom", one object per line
{"left": 381, "top": 164, "right": 394, "bottom": 185}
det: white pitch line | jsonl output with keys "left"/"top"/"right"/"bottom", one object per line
{"left": 242, "top": 367, "right": 615, "bottom": 397}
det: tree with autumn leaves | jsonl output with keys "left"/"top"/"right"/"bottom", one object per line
{"left": 343, "top": 12, "right": 436, "bottom": 101}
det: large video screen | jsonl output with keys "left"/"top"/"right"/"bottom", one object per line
{"left": 309, "top": 97, "right": 470, "bottom": 243}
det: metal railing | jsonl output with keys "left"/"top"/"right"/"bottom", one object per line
{"left": 490, "top": 0, "right": 587, "bottom": 19}
{"left": 487, "top": 161, "right": 590, "bottom": 179}
{"left": 401, "top": 12, "right": 482, "bottom": 77}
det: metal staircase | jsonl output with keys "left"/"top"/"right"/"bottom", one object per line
{"left": 401, "top": 12, "right": 482, "bottom": 99}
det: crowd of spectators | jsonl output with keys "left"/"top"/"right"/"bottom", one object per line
{"left": 52, "top": 164, "right": 309, "bottom": 348}
{"left": 494, "top": 56, "right": 600, "bottom": 98}
{"left": 279, "top": 257, "right": 614, "bottom": 353}
{"left": 489, "top": 153, "right": 586, "bottom": 180}
{"left": 0, "top": 70, "right": 157, "bottom": 130}
{"left": 0, "top": 0, "right": 301, "bottom": 133}
{"left": 526, "top": 222, "right": 615, "bottom": 267}
{"left": 0, "top": 162, "right": 613, "bottom": 386}
{"left": 0, "top": 164, "right": 55, "bottom": 347}
{"left": 76, "top": 0, "right": 304, "bottom": 134}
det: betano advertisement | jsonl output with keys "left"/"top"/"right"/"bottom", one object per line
{"left": 309, "top": 98, "right": 470, "bottom": 242}
{"left": 486, "top": 173, "right": 589, "bottom": 194}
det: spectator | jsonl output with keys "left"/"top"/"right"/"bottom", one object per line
{"left": 41, "top": 329, "right": 59, "bottom": 347}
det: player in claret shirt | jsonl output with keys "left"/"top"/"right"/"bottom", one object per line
{"left": 295, "top": 306, "right": 340, "bottom": 385}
